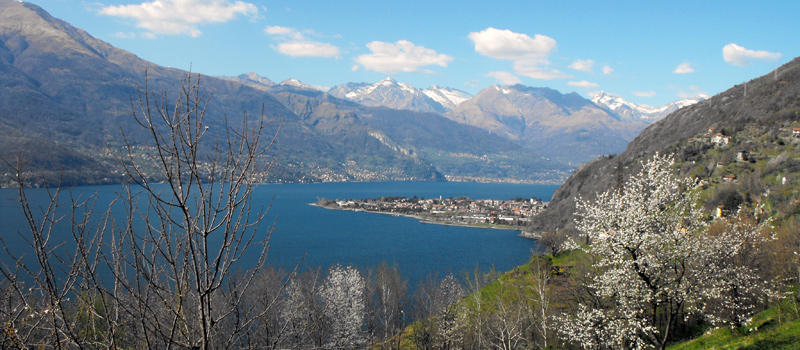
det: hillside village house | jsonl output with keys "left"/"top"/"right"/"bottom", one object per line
{"left": 794, "top": 128, "right": 800, "bottom": 137}
{"left": 722, "top": 174, "right": 737, "bottom": 183}
{"left": 737, "top": 150, "right": 749, "bottom": 161}
{"left": 711, "top": 133, "right": 730, "bottom": 146}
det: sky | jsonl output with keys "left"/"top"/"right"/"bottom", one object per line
{"left": 21, "top": 0, "right": 799, "bottom": 106}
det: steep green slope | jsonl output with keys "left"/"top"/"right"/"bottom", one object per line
{"left": 529, "top": 56, "right": 800, "bottom": 233}
{"left": 668, "top": 302, "right": 800, "bottom": 350}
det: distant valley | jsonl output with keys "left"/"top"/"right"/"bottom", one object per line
{"left": 0, "top": 0, "right": 698, "bottom": 187}
{"left": 226, "top": 73, "right": 701, "bottom": 167}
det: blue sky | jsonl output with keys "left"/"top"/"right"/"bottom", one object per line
{"left": 23, "top": 0, "right": 798, "bottom": 106}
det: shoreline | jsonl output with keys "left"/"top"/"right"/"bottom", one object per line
{"left": 310, "top": 202, "right": 525, "bottom": 233}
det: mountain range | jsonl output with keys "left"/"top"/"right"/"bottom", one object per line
{"left": 0, "top": 0, "right": 698, "bottom": 186}
{"left": 443, "top": 85, "right": 645, "bottom": 164}
{"left": 326, "top": 78, "right": 699, "bottom": 124}
{"left": 590, "top": 91, "right": 703, "bottom": 123}
{"left": 328, "top": 78, "right": 472, "bottom": 114}
{"left": 231, "top": 73, "right": 700, "bottom": 165}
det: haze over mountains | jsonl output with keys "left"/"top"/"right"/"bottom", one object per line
{"left": 231, "top": 73, "right": 701, "bottom": 165}
{"left": 0, "top": 0, "right": 699, "bottom": 186}
{"left": 444, "top": 85, "right": 643, "bottom": 164}
{"left": 325, "top": 77, "right": 700, "bottom": 124}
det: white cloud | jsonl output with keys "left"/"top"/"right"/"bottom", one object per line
{"left": 602, "top": 65, "right": 613, "bottom": 74}
{"left": 351, "top": 64, "right": 360, "bottom": 72}
{"left": 486, "top": 71, "right": 522, "bottom": 85}
{"left": 100, "top": 0, "right": 258, "bottom": 37}
{"left": 723, "top": 43, "right": 782, "bottom": 66}
{"left": 468, "top": 27, "right": 565, "bottom": 80}
{"left": 468, "top": 27, "right": 556, "bottom": 60}
{"left": 355, "top": 40, "right": 452, "bottom": 74}
{"left": 673, "top": 62, "right": 694, "bottom": 74}
{"left": 569, "top": 59, "right": 594, "bottom": 73}
{"left": 632, "top": 91, "right": 656, "bottom": 97}
{"left": 567, "top": 80, "right": 599, "bottom": 88}
{"left": 265, "top": 25, "right": 340, "bottom": 58}
{"left": 265, "top": 25, "right": 303, "bottom": 40}
{"left": 277, "top": 41, "right": 340, "bottom": 58}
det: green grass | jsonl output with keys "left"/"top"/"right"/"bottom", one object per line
{"left": 668, "top": 301, "right": 800, "bottom": 350}
{"left": 550, "top": 248, "right": 588, "bottom": 267}
{"left": 544, "top": 250, "right": 800, "bottom": 350}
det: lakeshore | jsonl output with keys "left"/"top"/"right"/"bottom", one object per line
{"left": 312, "top": 195, "right": 548, "bottom": 232}
{"left": 3, "top": 181, "right": 551, "bottom": 292}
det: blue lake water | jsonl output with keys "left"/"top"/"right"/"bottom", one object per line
{"left": 0, "top": 182, "right": 558, "bottom": 287}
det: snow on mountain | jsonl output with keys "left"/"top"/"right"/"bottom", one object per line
{"left": 217, "top": 72, "right": 276, "bottom": 91}
{"left": 444, "top": 84, "right": 646, "bottom": 165}
{"left": 329, "top": 78, "right": 471, "bottom": 114}
{"left": 590, "top": 91, "right": 702, "bottom": 123}
{"left": 422, "top": 85, "right": 472, "bottom": 111}
{"left": 279, "top": 78, "right": 318, "bottom": 91}
{"left": 238, "top": 72, "right": 276, "bottom": 87}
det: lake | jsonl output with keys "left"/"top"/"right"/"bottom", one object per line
{"left": 0, "top": 181, "right": 558, "bottom": 287}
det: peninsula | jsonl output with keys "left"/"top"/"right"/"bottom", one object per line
{"left": 314, "top": 196, "right": 548, "bottom": 230}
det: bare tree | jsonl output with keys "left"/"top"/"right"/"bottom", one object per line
{"left": 230, "top": 266, "right": 290, "bottom": 349}
{"left": 0, "top": 175, "right": 123, "bottom": 348}
{"left": 110, "top": 73, "right": 280, "bottom": 349}
{"left": 527, "top": 256, "right": 552, "bottom": 349}
{"left": 1, "top": 73, "right": 281, "bottom": 349}
{"left": 368, "top": 261, "right": 408, "bottom": 347}
{"left": 411, "top": 272, "right": 465, "bottom": 350}
{"left": 460, "top": 266, "right": 496, "bottom": 350}
{"left": 281, "top": 273, "right": 317, "bottom": 350}
{"left": 485, "top": 288, "right": 531, "bottom": 350}
{"left": 538, "top": 231, "right": 568, "bottom": 256}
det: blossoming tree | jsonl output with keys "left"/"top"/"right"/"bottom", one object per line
{"left": 558, "top": 153, "right": 772, "bottom": 350}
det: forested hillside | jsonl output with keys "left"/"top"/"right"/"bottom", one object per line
{"left": 529, "top": 56, "right": 800, "bottom": 235}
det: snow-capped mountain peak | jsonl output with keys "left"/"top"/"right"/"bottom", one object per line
{"left": 241, "top": 72, "right": 275, "bottom": 86}
{"left": 590, "top": 91, "right": 702, "bottom": 123}
{"left": 591, "top": 91, "right": 631, "bottom": 110}
{"left": 329, "top": 79, "right": 472, "bottom": 114}
{"left": 423, "top": 85, "right": 472, "bottom": 110}
{"left": 279, "top": 78, "right": 318, "bottom": 91}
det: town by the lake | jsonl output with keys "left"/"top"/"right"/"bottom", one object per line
{"left": 315, "top": 195, "right": 548, "bottom": 229}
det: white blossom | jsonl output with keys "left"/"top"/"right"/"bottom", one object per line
{"left": 320, "top": 264, "right": 366, "bottom": 349}
{"left": 558, "top": 153, "right": 773, "bottom": 349}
